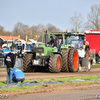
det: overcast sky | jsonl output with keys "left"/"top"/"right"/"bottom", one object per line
{"left": 0, "top": 0, "right": 100, "bottom": 32}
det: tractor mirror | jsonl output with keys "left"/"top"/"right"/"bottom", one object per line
{"left": 84, "top": 37, "right": 86, "bottom": 41}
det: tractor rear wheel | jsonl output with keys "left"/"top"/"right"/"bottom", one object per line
{"left": 60, "top": 49, "right": 71, "bottom": 72}
{"left": 49, "top": 54, "right": 62, "bottom": 73}
{"left": 82, "top": 58, "right": 91, "bottom": 71}
{"left": 23, "top": 53, "right": 33, "bottom": 72}
{"left": 69, "top": 48, "right": 79, "bottom": 72}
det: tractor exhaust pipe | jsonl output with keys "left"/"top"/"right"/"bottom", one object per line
{"left": 44, "top": 30, "right": 47, "bottom": 47}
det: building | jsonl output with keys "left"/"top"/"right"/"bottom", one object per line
{"left": 33, "top": 36, "right": 40, "bottom": 41}
{"left": 0, "top": 36, "right": 21, "bottom": 49}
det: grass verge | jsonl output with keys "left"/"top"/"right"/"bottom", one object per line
{"left": 0, "top": 75, "right": 100, "bottom": 91}
{"left": 0, "top": 85, "right": 42, "bottom": 91}
{"left": 91, "top": 64, "right": 100, "bottom": 68}
{"left": 24, "top": 75, "right": 100, "bottom": 83}
{"left": 0, "top": 81, "right": 100, "bottom": 92}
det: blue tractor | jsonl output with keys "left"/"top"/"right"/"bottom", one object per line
{"left": 0, "top": 40, "right": 36, "bottom": 57}
{"left": 56, "top": 33, "right": 90, "bottom": 72}
{"left": 70, "top": 39, "right": 90, "bottom": 72}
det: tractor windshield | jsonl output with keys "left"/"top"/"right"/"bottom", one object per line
{"left": 70, "top": 40, "right": 83, "bottom": 48}
{"left": 7, "top": 41, "right": 16, "bottom": 50}
{"left": 57, "top": 35, "right": 79, "bottom": 45}
{"left": 26, "top": 44, "right": 33, "bottom": 51}
{"left": 66, "top": 36, "right": 79, "bottom": 45}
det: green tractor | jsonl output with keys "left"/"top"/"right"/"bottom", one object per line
{"left": 23, "top": 30, "right": 90, "bottom": 72}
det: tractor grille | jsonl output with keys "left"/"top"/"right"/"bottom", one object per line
{"left": 37, "top": 47, "right": 44, "bottom": 53}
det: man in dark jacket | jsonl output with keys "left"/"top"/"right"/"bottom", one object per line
{"left": 4, "top": 47, "right": 16, "bottom": 84}
{"left": 47, "top": 36, "right": 57, "bottom": 47}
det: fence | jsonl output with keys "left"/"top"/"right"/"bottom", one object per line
{"left": 0, "top": 58, "right": 23, "bottom": 67}
{"left": 89, "top": 49, "right": 96, "bottom": 64}
{"left": 0, "top": 58, "right": 5, "bottom": 67}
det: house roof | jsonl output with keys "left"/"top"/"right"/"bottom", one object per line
{"left": 0, "top": 36, "right": 21, "bottom": 41}
{"left": 33, "top": 36, "right": 40, "bottom": 41}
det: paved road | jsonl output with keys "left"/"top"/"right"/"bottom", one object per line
{"left": 0, "top": 68, "right": 100, "bottom": 81}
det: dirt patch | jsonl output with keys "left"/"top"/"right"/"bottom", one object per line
{"left": 1, "top": 68, "right": 100, "bottom": 82}
{"left": 1, "top": 82, "right": 100, "bottom": 99}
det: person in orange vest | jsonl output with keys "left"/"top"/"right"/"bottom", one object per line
{"left": 84, "top": 41, "right": 90, "bottom": 51}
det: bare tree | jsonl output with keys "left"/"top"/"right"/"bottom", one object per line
{"left": 0, "top": 25, "right": 4, "bottom": 35}
{"left": 45, "top": 23, "right": 61, "bottom": 32}
{"left": 12, "top": 22, "right": 30, "bottom": 40}
{"left": 12, "top": 22, "right": 61, "bottom": 40}
{"left": 85, "top": 4, "right": 100, "bottom": 30}
{"left": 13, "top": 22, "right": 24, "bottom": 35}
{"left": 69, "top": 12, "right": 83, "bottom": 33}
{"left": 0, "top": 25, "right": 12, "bottom": 36}
{"left": 30, "top": 24, "right": 45, "bottom": 38}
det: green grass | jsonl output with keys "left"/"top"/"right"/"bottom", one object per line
{"left": 32, "top": 75, "right": 100, "bottom": 83}
{"left": 91, "top": 63, "right": 100, "bottom": 68}
{"left": 0, "top": 81, "right": 99, "bottom": 92}
{"left": 1, "top": 75, "right": 100, "bottom": 87}
{"left": 0, "top": 81, "right": 6, "bottom": 86}
{"left": 0, "top": 85, "right": 42, "bottom": 91}
{"left": 0, "top": 75, "right": 100, "bottom": 91}
{"left": 91, "top": 63, "right": 100, "bottom": 67}
{"left": 51, "top": 80, "right": 100, "bottom": 86}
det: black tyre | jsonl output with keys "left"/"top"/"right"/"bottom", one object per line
{"left": 82, "top": 58, "right": 91, "bottom": 71}
{"left": 23, "top": 53, "right": 33, "bottom": 72}
{"left": 49, "top": 54, "right": 62, "bottom": 73}
{"left": 60, "top": 49, "right": 71, "bottom": 72}
{"left": 69, "top": 48, "right": 79, "bottom": 72}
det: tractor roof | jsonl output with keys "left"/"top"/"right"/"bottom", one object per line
{"left": 44, "top": 32, "right": 85, "bottom": 36}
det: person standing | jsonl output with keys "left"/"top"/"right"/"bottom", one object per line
{"left": 4, "top": 47, "right": 16, "bottom": 84}
{"left": 85, "top": 41, "right": 90, "bottom": 51}
{"left": 0, "top": 51, "right": 4, "bottom": 66}
{"left": 17, "top": 43, "right": 22, "bottom": 54}
{"left": 97, "top": 51, "right": 100, "bottom": 64}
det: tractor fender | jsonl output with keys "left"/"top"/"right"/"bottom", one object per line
{"left": 52, "top": 52, "right": 62, "bottom": 56}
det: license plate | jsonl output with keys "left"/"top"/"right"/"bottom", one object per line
{"left": 33, "top": 60, "right": 39, "bottom": 65}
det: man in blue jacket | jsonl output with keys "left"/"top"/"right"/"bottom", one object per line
{"left": 12, "top": 67, "right": 25, "bottom": 83}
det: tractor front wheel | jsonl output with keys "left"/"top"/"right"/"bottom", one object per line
{"left": 49, "top": 54, "right": 62, "bottom": 73}
{"left": 23, "top": 53, "right": 33, "bottom": 72}
{"left": 69, "top": 49, "right": 79, "bottom": 72}
{"left": 60, "top": 49, "right": 71, "bottom": 72}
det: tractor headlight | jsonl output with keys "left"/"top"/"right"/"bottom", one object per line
{"left": 41, "top": 53, "right": 44, "bottom": 56}
{"left": 37, "top": 48, "right": 44, "bottom": 53}
{"left": 36, "top": 53, "right": 39, "bottom": 56}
